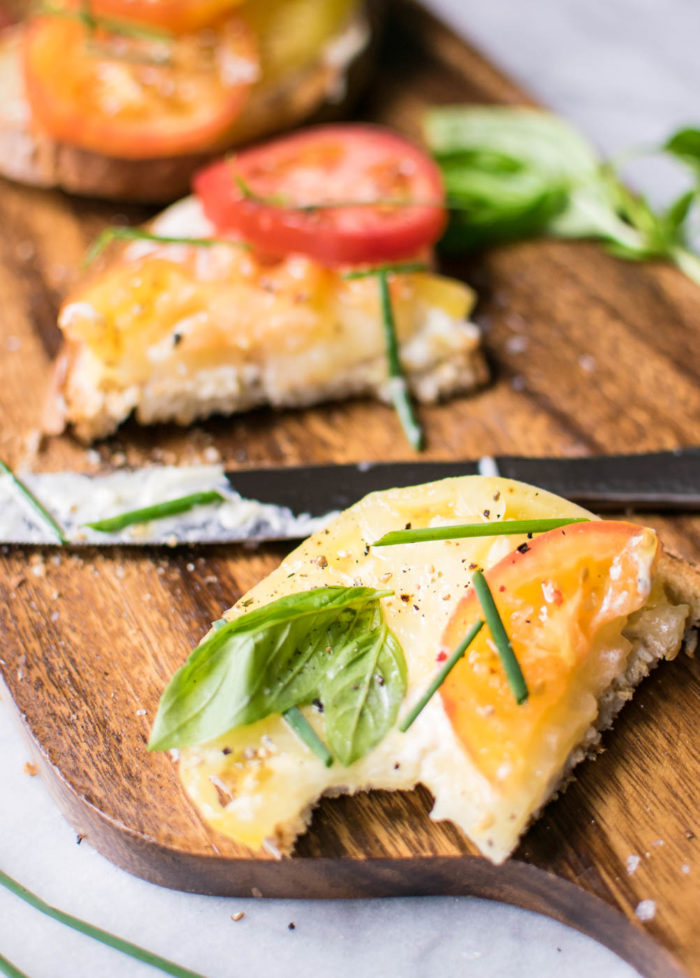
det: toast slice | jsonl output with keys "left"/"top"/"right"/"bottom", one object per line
{"left": 46, "top": 195, "right": 487, "bottom": 441}
{"left": 149, "top": 476, "right": 700, "bottom": 862}
{"left": 0, "top": 9, "right": 371, "bottom": 203}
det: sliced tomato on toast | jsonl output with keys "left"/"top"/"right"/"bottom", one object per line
{"left": 193, "top": 125, "right": 447, "bottom": 264}
{"left": 440, "top": 520, "right": 659, "bottom": 789}
{"left": 89, "top": 0, "right": 245, "bottom": 34}
{"left": 23, "top": 9, "right": 258, "bottom": 159}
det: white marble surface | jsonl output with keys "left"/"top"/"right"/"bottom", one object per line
{"left": 3, "top": 1, "right": 696, "bottom": 975}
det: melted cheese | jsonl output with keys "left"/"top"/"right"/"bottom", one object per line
{"left": 176, "top": 476, "right": 653, "bottom": 863}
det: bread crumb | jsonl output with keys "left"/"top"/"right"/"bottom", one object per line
{"left": 231, "top": 911, "right": 245, "bottom": 922}
{"left": 23, "top": 761, "right": 38, "bottom": 776}
{"left": 635, "top": 900, "right": 656, "bottom": 922}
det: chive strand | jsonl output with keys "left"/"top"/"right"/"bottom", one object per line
{"left": 399, "top": 620, "right": 484, "bottom": 732}
{"left": 0, "top": 870, "right": 206, "bottom": 978}
{"left": 283, "top": 707, "right": 333, "bottom": 767}
{"left": 0, "top": 459, "right": 67, "bottom": 545}
{"left": 343, "top": 262, "right": 429, "bottom": 280}
{"left": 37, "top": 3, "right": 173, "bottom": 40}
{"left": 472, "top": 570, "right": 528, "bottom": 704}
{"left": 85, "top": 490, "right": 225, "bottom": 534}
{"left": 0, "top": 952, "right": 30, "bottom": 978}
{"left": 83, "top": 226, "right": 247, "bottom": 268}
{"left": 377, "top": 269, "right": 424, "bottom": 450}
{"left": 372, "top": 517, "right": 589, "bottom": 547}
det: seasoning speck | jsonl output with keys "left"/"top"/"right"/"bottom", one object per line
{"left": 626, "top": 854, "right": 641, "bottom": 875}
{"left": 288, "top": 922, "right": 296, "bottom": 931}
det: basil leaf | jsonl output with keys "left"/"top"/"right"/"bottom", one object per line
{"left": 426, "top": 106, "right": 599, "bottom": 250}
{"left": 425, "top": 105, "right": 700, "bottom": 288}
{"left": 664, "top": 127, "right": 700, "bottom": 170}
{"left": 322, "top": 601, "right": 407, "bottom": 765}
{"left": 148, "top": 586, "right": 406, "bottom": 764}
{"left": 665, "top": 189, "right": 696, "bottom": 236}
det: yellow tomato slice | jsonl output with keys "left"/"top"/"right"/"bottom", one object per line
{"left": 238, "top": 0, "right": 359, "bottom": 82}
{"left": 23, "top": 9, "right": 258, "bottom": 158}
{"left": 440, "top": 520, "right": 658, "bottom": 790}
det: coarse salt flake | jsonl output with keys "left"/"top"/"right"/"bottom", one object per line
{"left": 635, "top": 899, "right": 656, "bottom": 922}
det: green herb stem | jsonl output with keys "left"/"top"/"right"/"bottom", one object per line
{"left": 372, "top": 516, "right": 588, "bottom": 547}
{"left": 670, "top": 245, "right": 700, "bottom": 287}
{"left": 0, "top": 869, "right": 205, "bottom": 978}
{"left": 0, "top": 952, "right": 30, "bottom": 978}
{"left": 370, "top": 268, "right": 424, "bottom": 450}
{"left": 283, "top": 706, "right": 333, "bottom": 767}
{"left": 37, "top": 2, "right": 173, "bottom": 41}
{"left": 472, "top": 570, "right": 528, "bottom": 704}
{"left": 85, "top": 490, "right": 225, "bottom": 533}
{"left": 0, "top": 459, "right": 67, "bottom": 545}
{"left": 399, "top": 620, "right": 484, "bottom": 732}
{"left": 83, "top": 226, "right": 247, "bottom": 268}
{"left": 343, "top": 262, "right": 429, "bottom": 280}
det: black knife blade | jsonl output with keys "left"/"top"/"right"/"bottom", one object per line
{"left": 225, "top": 448, "right": 700, "bottom": 516}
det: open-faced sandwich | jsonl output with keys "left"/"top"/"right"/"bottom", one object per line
{"left": 46, "top": 123, "right": 487, "bottom": 442}
{"left": 0, "top": 0, "right": 371, "bottom": 201}
{"left": 149, "top": 475, "right": 700, "bottom": 863}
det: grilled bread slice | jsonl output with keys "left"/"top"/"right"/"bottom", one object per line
{"left": 46, "top": 195, "right": 487, "bottom": 441}
{"left": 0, "top": 4, "right": 371, "bottom": 203}
{"left": 150, "top": 476, "right": 700, "bottom": 862}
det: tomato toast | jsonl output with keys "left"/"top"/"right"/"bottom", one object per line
{"left": 0, "top": 0, "right": 371, "bottom": 202}
{"left": 47, "top": 125, "right": 487, "bottom": 441}
{"left": 149, "top": 476, "right": 700, "bottom": 862}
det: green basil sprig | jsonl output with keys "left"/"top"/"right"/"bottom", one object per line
{"left": 425, "top": 106, "right": 700, "bottom": 287}
{"left": 149, "top": 586, "right": 406, "bottom": 767}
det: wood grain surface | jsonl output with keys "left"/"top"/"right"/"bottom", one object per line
{"left": 0, "top": 2, "right": 699, "bottom": 976}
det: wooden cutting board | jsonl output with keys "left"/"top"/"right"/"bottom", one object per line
{"left": 1, "top": 2, "right": 699, "bottom": 976}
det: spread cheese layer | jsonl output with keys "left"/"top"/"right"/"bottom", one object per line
{"left": 57, "top": 197, "right": 482, "bottom": 439}
{"left": 174, "top": 476, "right": 665, "bottom": 863}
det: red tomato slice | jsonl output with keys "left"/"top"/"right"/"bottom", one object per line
{"left": 193, "top": 125, "right": 447, "bottom": 264}
{"left": 90, "top": 0, "right": 244, "bottom": 34}
{"left": 23, "top": 11, "right": 258, "bottom": 159}
{"left": 440, "top": 520, "right": 658, "bottom": 788}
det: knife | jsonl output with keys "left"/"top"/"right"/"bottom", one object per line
{"left": 0, "top": 448, "right": 698, "bottom": 546}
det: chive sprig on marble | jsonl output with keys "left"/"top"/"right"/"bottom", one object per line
{"left": 0, "top": 869, "right": 206, "bottom": 978}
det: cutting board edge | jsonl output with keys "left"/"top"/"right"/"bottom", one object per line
{"left": 3, "top": 677, "right": 687, "bottom": 978}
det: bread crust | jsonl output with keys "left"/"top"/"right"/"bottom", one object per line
{"left": 0, "top": 11, "right": 373, "bottom": 203}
